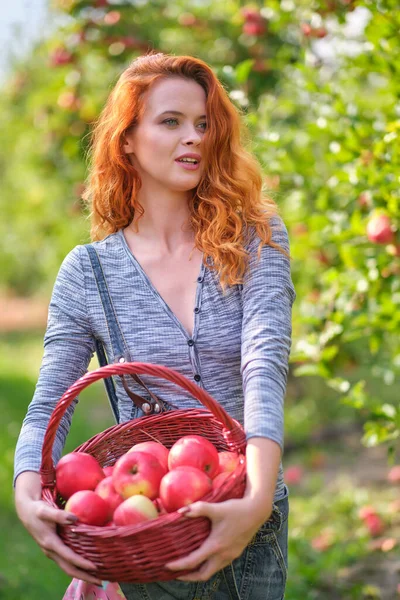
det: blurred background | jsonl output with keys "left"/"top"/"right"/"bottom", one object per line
{"left": 0, "top": 0, "right": 399, "bottom": 598}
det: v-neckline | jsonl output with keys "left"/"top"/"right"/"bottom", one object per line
{"left": 118, "top": 229, "right": 205, "bottom": 339}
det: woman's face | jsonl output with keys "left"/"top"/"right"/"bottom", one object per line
{"left": 123, "top": 77, "right": 207, "bottom": 193}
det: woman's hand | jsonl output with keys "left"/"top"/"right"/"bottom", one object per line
{"left": 21, "top": 499, "right": 102, "bottom": 585}
{"left": 15, "top": 472, "right": 102, "bottom": 586}
{"left": 165, "top": 496, "right": 272, "bottom": 582}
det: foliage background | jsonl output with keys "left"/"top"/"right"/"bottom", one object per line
{"left": 1, "top": 0, "right": 399, "bottom": 598}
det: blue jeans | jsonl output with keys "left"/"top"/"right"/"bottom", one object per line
{"left": 119, "top": 485, "right": 289, "bottom": 600}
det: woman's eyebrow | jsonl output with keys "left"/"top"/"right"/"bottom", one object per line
{"left": 157, "top": 110, "right": 207, "bottom": 119}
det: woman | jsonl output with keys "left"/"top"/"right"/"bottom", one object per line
{"left": 14, "top": 52, "right": 296, "bottom": 600}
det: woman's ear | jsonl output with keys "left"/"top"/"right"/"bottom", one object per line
{"left": 122, "top": 130, "right": 135, "bottom": 155}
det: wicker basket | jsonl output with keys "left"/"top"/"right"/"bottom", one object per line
{"left": 40, "top": 362, "right": 247, "bottom": 583}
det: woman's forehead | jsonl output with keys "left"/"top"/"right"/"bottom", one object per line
{"left": 143, "top": 78, "right": 207, "bottom": 116}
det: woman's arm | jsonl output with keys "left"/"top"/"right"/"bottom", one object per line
{"left": 166, "top": 217, "right": 295, "bottom": 581}
{"left": 244, "top": 436, "right": 281, "bottom": 519}
{"left": 14, "top": 246, "right": 100, "bottom": 583}
{"left": 14, "top": 245, "right": 96, "bottom": 485}
{"left": 241, "top": 215, "right": 296, "bottom": 458}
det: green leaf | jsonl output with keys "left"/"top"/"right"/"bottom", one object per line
{"left": 234, "top": 60, "right": 255, "bottom": 84}
{"left": 293, "top": 363, "right": 331, "bottom": 378}
{"left": 321, "top": 345, "right": 339, "bottom": 361}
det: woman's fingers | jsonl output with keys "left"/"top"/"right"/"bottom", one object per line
{"left": 166, "top": 536, "right": 220, "bottom": 571}
{"left": 36, "top": 502, "right": 77, "bottom": 526}
{"left": 47, "top": 551, "right": 102, "bottom": 586}
{"left": 40, "top": 531, "right": 98, "bottom": 572}
{"left": 34, "top": 502, "right": 98, "bottom": 572}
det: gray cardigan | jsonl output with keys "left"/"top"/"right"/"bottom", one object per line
{"left": 14, "top": 216, "right": 296, "bottom": 501}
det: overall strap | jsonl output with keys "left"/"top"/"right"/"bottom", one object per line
{"left": 94, "top": 338, "right": 119, "bottom": 423}
{"left": 85, "top": 245, "right": 128, "bottom": 363}
{"left": 86, "top": 244, "right": 122, "bottom": 423}
{"left": 85, "top": 243, "right": 167, "bottom": 418}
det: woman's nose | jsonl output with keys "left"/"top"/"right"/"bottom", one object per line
{"left": 182, "top": 127, "right": 202, "bottom": 145}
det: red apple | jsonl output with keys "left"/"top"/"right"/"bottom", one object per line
{"left": 128, "top": 441, "right": 169, "bottom": 473}
{"left": 387, "top": 465, "right": 400, "bottom": 483}
{"left": 311, "top": 531, "right": 333, "bottom": 551}
{"left": 358, "top": 505, "right": 378, "bottom": 520}
{"left": 365, "top": 513, "right": 384, "bottom": 537}
{"left": 243, "top": 21, "right": 266, "bottom": 36}
{"left": 285, "top": 465, "right": 303, "bottom": 485}
{"left": 217, "top": 451, "right": 241, "bottom": 476}
{"left": 56, "top": 452, "right": 105, "bottom": 500}
{"left": 301, "top": 23, "right": 312, "bottom": 36}
{"left": 366, "top": 214, "right": 394, "bottom": 244}
{"left": 103, "top": 466, "right": 114, "bottom": 477}
{"left": 313, "top": 27, "right": 328, "bottom": 38}
{"left": 95, "top": 476, "right": 123, "bottom": 519}
{"left": 113, "top": 495, "right": 158, "bottom": 526}
{"left": 104, "top": 10, "right": 120, "bottom": 25}
{"left": 112, "top": 451, "right": 165, "bottom": 500}
{"left": 160, "top": 465, "right": 212, "bottom": 512}
{"left": 49, "top": 47, "right": 74, "bottom": 67}
{"left": 57, "top": 91, "right": 80, "bottom": 111}
{"left": 168, "top": 435, "right": 219, "bottom": 479}
{"left": 65, "top": 490, "right": 109, "bottom": 526}
{"left": 357, "top": 191, "right": 372, "bottom": 209}
{"left": 179, "top": 13, "right": 197, "bottom": 27}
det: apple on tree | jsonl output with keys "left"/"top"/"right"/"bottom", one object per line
{"left": 366, "top": 213, "right": 395, "bottom": 244}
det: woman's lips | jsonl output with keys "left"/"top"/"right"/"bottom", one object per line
{"left": 175, "top": 160, "right": 200, "bottom": 171}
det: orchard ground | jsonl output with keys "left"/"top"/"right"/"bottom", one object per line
{"left": 1, "top": 318, "right": 399, "bottom": 600}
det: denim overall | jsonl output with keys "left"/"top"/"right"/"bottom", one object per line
{"left": 86, "top": 244, "right": 289, "bottom": 600}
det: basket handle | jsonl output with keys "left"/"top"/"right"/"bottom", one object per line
{"left": 40, "top": 362, "right": 245, "bottom": 488}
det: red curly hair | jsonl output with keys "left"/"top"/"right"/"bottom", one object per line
{"left": 84, "top": 51, "right": 289, "bottom": 289}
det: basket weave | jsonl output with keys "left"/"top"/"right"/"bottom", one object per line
{"left": 40, "top": 362, "right": 247, "bottom": 583}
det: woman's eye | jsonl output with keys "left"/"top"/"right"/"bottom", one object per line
{"left": 162, "top": 119, "right": 207, "bottom": 130}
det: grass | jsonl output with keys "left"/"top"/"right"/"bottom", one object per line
{"left": 1, "top": 331, "right": 399, "bottom": 600}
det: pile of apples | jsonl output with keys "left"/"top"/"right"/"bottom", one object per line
{"left": 56, "top": 435, "right": 243, "bottom": 527}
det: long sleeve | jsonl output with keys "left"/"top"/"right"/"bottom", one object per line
{"left": 241, "top": 216, "right": 296, "bottom": 451}
{"left": 13, "top": 246, "right": 95, "bottom": 486}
